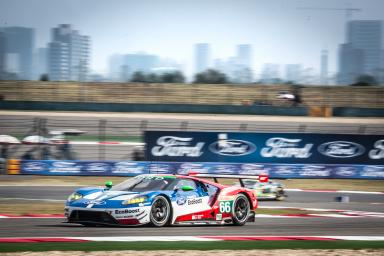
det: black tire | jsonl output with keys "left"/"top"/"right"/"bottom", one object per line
{"left": 275, "top": 188, "right": 285, "bottom": 201}
{"left": 150, "top": 195, "right": 171, "bottom": 227}
{"left": 232, "top": 194, "right": 250, "bottom": 226}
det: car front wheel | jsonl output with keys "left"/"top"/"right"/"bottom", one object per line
{"left": 150, "top": 195, "right": 171, "bottom": 227}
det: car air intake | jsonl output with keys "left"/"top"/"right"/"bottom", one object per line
{"left": 69, "top": 210, "right": 118, "bottom": 225}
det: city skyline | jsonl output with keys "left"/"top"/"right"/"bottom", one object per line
{"left": 1, "top": 0, "right": 383, "bottom": 80}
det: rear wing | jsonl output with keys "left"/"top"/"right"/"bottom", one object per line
{"left": 189, "top": 173, "right": 269, "bottom": 187}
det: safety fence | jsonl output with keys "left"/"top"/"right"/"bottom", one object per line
{"left": 0, "top": 81, "right": 383, "bottom": 108}
{"left": 1, "top": 116, "right": 383, "bottom": 161}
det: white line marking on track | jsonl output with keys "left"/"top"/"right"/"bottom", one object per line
{"left": 0, "top": 197, "right": 65, "bottom": 202}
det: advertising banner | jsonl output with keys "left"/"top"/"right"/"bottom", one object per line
{"left": 19, "top": 160, "right": 149, "bottom": 176}
{"left": 19, "top": 160, "right": 384, "bottom": 179}
{"left": 145, "top": 131, "right": 384, "bottom": 165}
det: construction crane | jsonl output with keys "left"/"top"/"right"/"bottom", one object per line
{"left": 297, "top": 7, "right": 362, "bottom": 20}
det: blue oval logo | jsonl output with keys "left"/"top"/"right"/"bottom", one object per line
{"left": 176, "top": 196, "right": 186, "bottom": 205}
{"left": 209, "top": 140, "right": 256, "bottom": 156}
{"left": 318, "top": 141, "right": 365, "bottom": 158}
{"left": 335, "top": 167, "right": 357, "bottom": 177}
{"left": 24, "top": 162, "right": 48, "bottom": 172}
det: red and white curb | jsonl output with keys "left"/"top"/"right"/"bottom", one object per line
{"left": 256, "top": 206, "right": 384, "bottom": 218}
{"left": 0, "top": 236, "right": 384, "bottom": 243}
{"left": 285, "top": 189, "right": 384, "bottom": 195}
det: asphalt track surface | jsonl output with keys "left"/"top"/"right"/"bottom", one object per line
{"left": 0, "top": 185, "right": 384, "bottom": 237}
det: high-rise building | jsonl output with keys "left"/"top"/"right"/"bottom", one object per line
{"left": 285, "top": 64, "right": 302, "bottom": 83}
{"left": 236, "top": 44, "right": 252, "bottom": 68}
{"left": 0, "top": 27, "right": 34, "bottom": 80}
{"left": 338, "top": 20, "right": 383, "bottom": 84}
{"left": 48, "top": 24, "right": 90, "bottom": 81}
{"left": 122, "top": 53, "right": 159, "bottom": 80}
{"left": 261, "top": 63, "right": 280, "bottom": 84}
{"left": 320, "top": 50, "right": 328, "bottom": 85}
{"left": 194, "top": 43, "right": 210, "bottom": 74}
{"left": 34, "top": 47, "right": 48, "bottom": 79}
{"left": 0, "top": 31, "right": 5, "bottom": 77}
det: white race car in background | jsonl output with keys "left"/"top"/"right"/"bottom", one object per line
{"left": 235, "top": 179, "right": 286, "bottom": 201}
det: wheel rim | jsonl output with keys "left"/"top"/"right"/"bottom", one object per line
{"left": 151, "top": 198, "right": 168, "bottom": 224}
{"left": 234, "top": 197, "right": 249, "bottom": 222}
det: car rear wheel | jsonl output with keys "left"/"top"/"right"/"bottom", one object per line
{"left": 275, "top": 188, "right": 285, "bottom": 201}
{"left": 150, "top": 195, "right": 171, "bottom": 227}
{"left": 232, "top": 194, "right": 250, "bottom": 226}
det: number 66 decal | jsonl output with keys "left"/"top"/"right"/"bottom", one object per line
{"left": 219, "top": 201, "right": 233, "bottom": 213}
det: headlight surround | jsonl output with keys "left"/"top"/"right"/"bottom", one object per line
{"left": 122, "top": 196, "right": 147, "bottom": 205}
{"left": 67, "top": 192, "right": 83, "bottom": 202}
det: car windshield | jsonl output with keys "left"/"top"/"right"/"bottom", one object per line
{"left": 111, "top": 175, "right": 180, "bottom": 192}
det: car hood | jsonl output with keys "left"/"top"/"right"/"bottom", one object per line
{"left": 69, "top": 189, "right": 144, "bottom": 208}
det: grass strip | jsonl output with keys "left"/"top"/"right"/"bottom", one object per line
{"left": 1, "top": 241, "right": 384, "bottom": 252}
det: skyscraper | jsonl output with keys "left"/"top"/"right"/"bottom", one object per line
{"left": 0, "top": 27, "right": 34, "bottom": 80}
{"left": 194, "top": 43, "right": 210, "bottom": 74}
{"left": 236, "top": 44, "right": 252, "bottom": 68}
{"left": 48, "top": 24, "right": 90, "bottom": 81}
{"left": 0, "top": 31, "right": 5, "bottom": 77}
{"left": 285, "top": 64, "right": 302, "bottom": 84}
{"left": 320, "top": 50, "right": 328, "bottom": 85}
{"left": 338, "top": 20, "right": 383, "bottom": 84}
{"left": 261, "top": 63, "right": 280, "bottom": 84}
{"left": 34, "top": 47, "right": 48, "bottom": 79}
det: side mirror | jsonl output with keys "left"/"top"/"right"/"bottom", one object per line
{"left": 105, "top": 181, "right": 113, "bottom": 190}
{"left": 181, "top": 185, "right": 194, "bottom": 192}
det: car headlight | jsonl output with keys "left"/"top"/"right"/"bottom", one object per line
{"left": 67, "top": 192, "right": 83, "bottom": 202}
{"left": 122, "top": 196, "right": 147, "bottom": 205}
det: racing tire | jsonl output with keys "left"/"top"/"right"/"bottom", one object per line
{"left": 275, "top": 188, "right": 285, "bottom": 201}
{"left": 232, "top": 194, "right": 250, "bottom": 226}
{"left": 150, "top": 195, "right": 171, "bottom": 227}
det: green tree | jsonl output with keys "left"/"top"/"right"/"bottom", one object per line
{"left": 146, "top": 73, "right": 159, "bottom": 83}
{"left": 130, "top": 71, "right": 146, "bottom": 82}
{"left": 193, "top": 69, "right": 228, "bottom": 84}
{"left": 39, "top": 74, "right": 49, "bottom": 81}
{"left": 350, "top": 74, "right": 377, "bottom": 86}
{"left": 160, "top": 71, "right": 185, "bottom": 83}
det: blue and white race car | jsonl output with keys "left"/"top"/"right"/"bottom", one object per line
{"left": 65, "top": 174, "right": 260, "bottom": 227}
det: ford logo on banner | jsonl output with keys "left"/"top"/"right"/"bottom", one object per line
{"left": 84, "top": 163, "right": 110, "bottom": 173}
{"left": 23, "top": 161, "right": 48, "bottom": 172}
{"left": 318, "top": 141, "right": 365, "bottom": 158}
{"left": 209, "top": 140, "right": 256, "bottom": 156}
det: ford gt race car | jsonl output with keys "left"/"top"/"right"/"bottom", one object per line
{"left": 65, "top": 174, "right": 260, "bottom": 227}
{"left": 235, "top": 179, "right": 286, "bottom": 201}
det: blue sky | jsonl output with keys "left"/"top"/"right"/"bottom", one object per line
{"left": 0, "top": 0, "right": 383, "bottom": 78}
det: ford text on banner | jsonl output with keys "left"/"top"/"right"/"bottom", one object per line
{"left": 144, "top": 131, "right": 384, "bottom": 165}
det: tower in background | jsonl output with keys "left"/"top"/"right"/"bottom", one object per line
{"left": 48, "top": 24, "right": 90, "bottom": 81}
{"left": 338, "top": 20, "right": 383, "bottom": 84}
{"left": 194, "top": 43, "right": 211, "bottom": 74}
{"left": 320, "top": 49, "right": 328, "bottom": 85}
{"left": 0, "top": 27, "right": 34, "bottom": 80}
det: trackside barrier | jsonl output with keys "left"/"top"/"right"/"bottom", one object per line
{"left": 0, "top": 158, "right": 5, "bottom": 174}
{"left": 18, "top": 160, "right": 384, "bottom": 180}
{"left": 7, "top": 159, "right": 20, "bottom": 175}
